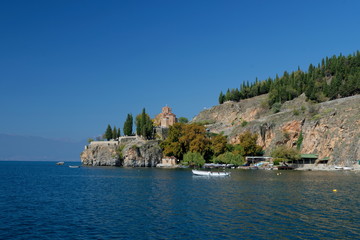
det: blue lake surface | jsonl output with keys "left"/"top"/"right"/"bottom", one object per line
{"left": 0, "top": 161, "right": 359, "bottom": 239}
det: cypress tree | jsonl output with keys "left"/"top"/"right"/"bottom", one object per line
{"left": 136, "top": 108, "right": 154, "bottom": 139}
{"left": 136, "top": 114, "right": 141, "bottom": 136}
{"left": 123, "top": 114, "right": 133, "bottom": 136}
{"left": 141, "top": 108, "right": 146, "bottom": 137}
{"left": 105, "top": 124, "right": 113, "bottom": 141}
{"left": 112, "top": 126, "right": 117, "bottom": 139}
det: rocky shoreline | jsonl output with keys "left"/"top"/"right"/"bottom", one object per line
{"left": 80, "top": 137, "right": 162, "bottom": 167}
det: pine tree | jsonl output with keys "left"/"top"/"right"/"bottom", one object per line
{"left": 218, "top": 91, "right": 225, "bottom": 104}
{"left": 105, "top": 124, "right": 113, "bottom": 141}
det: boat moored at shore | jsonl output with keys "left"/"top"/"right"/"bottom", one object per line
{"left": 192, "top": 169, "right": 230, "bottom": 176}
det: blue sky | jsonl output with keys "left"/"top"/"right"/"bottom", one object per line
{"left": 1, "top": 0, "right": 360, "bottom": 141}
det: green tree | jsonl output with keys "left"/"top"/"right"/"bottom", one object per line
{"left": 211, "top": 134, "right": 228, "bottom": 156}
{"left": 181, "top": 152, "right": 205, "bottom": 167}
{"left": 213, "top": 152, "right": 244, "bottom": 166}
{"left": 178, "top": 117, "right": 189, "bottom": 124}
{"left": 105, "top": 124, "right": 113, "bottom": 141}
{"left": 271, "top": 145, "right": 300, "bottom": 161}
{"left": 219, "top": 91, "right": 225, "bottom": 104}
{"left": 136, "top": 108, "right": 154, "bottom": 139}
{"left": 160, "top": 123, "right": 213, "bottom": 160}
{"left": 112, "top": 126, "right": 117, "bottom": 139}
{"left": 238, "top": 131, "right": 263, "bottom": 156}
{"left": 296, "top": 131, "right": 303, "bottom": 150}
{"left": 123, "top": 114, "right": 133, "bottom": 136}
{"left": 218, "top": 51, "right": 360, "bottom": 107}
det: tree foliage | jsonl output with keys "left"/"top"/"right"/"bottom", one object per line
{"left": 238, "top": 131, "right": 263, "bottom": 156}
{"left": 218, "top": 51, "right": 360, "bottom": 106}
{"left": 271, "top": 145, "right": 300, "bottom": 161}
{"left": 136, "top": 108, "right": 153, "bottom": 139}
{"left": 123, "top": 113, "right": 133, "bottom": 136}
{"left": 213, "top": 152, "right": 244, "bottom": 166}
{"left": 104, "top": 125, "right": 121, "bottom": 140}
{"left": 104, "top": 124, "right": 113, "bottom": 140}
{"left": 178, "top": 117, "right": 189, "bottom": 124}
{"left": 161, "top": 123, "right": 256, "bottom": 162}
{"left": 181, "top": 152, "right": 205, "bottom": 167}
{"left": 211, "top": 134, "right": 228, "bottom": 156}
{"left": 161, "top": 123, "right": 213, "bottom": 160}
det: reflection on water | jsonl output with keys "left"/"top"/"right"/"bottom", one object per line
{"left": 0, "top": 162, "right": 359, "bottom": 239}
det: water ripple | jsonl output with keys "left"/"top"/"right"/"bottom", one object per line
{"left": 0, "top": 163, "right": 359, "bottom": 239}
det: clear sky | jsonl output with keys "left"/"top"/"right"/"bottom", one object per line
{"left": 1, "top": 0, "right": 360, "bottom": 141}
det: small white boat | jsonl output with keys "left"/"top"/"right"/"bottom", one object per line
{"left": 56, "top": 162, "right": 64, "bottom": 165}
{"left": 334, "top": 166, "right": 343, "bottom": 170}
{"left": 343, "top": 167, "right": 353, "bottom": 170}
{"left": 69, "top": 165, "right": 80, "bottom": 168}
{"left": 192, "top": 169, "right": 230, "bottom": 176}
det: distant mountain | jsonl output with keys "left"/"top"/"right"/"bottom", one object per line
{"left": 0, "top": 134, "right": 85, "bottom": 161}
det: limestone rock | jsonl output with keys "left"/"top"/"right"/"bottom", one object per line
{"left": 80, "top": 143, "right": 120, "bottom": 166}
{"left": 80, "top": 138, "right": 162, "bottom": 167}
{"left": 122, "top": 140, "right": 162, "bottom": 167}
{"left": 193, "top": 94, "right": 360, "bottom": 165}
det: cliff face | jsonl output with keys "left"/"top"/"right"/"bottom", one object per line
{"left": 80, "top": 139, "right": 162, "bottom": 167}
{"left": 193, "top": 94, "right": 360, "bottom": 165}
{"left": 122, "top": 140, "right": 162, "bottom": 167}
{"left": 80, "top": 143, "right": 120, "bottom": 166}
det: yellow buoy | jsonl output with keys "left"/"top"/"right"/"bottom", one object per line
{"left": 333, "top": 189, "right": 337, "bottom": 192}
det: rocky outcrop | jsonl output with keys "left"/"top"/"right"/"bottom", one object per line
{"left": 122, "top": 140, "right": 162, "bottom": 167}
{"left": 192, "top": 94, "right": 271, "bottom": 136}
{"left": 80, "top": 138, "right": 162, "bottom": 167}
{"left": 193, "top": 94, "right": 360, "bottom": 166}
{"left": 80, "top": 143, "right": 120, "bottom": 166}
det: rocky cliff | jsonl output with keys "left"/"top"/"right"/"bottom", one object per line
{"left": 80, "top": 138, "right": 162, "bottom": 167}
{"left": 193, "top": 94, "right": 360, "bottom": 165}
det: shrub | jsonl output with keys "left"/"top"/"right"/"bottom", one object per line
{"left": 271, "top": 145, "right": 300, "bottom": 162}
{"left": 273, "top": 158, "right": 287, "bottom": 165}
{"left": 178, "top": 117, "right": 189, "bottom": 124}
{"left": 296, "top": 132, "right": 303, "bottom": 150}
{"left": 283, "top": 131, "right": 290, "bottom": 141}
{"left": 181, "top": 152, "right": 205, "bottom": 167}
{"left": 195, "top": 120, "right": 216, "bottom": 126}
{"left": 116, "top": 145, "right": 125, "bottom": 159}
{"left": 308, "top": 104, "right": 319, "bottom": 116}
{"left": 131, "top": 145, "right": 139, "bottom": 150}
{"left": 241, "top": 121, "right": 248, "bottom": 127}
{"left": 312, "top": 114, "right": 322, "bottom": 121}
{"left": 260, "top": 100, "right": 270, "bottom": 109}
{"left": 272, "top": 102, "right": 282, "bottom": 113}
{"left": 213, "top": 152, "right": 244, "bottom": 166}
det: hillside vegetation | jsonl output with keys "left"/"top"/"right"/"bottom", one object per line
{"left": 219, "top": 51, "right": 360, "bottom": 106}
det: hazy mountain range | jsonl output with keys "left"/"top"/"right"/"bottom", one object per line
{"left": 0, "top": 134, "right": 85, "bottom": 162}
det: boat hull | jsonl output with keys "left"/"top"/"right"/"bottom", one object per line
{"left": 192, "top": 169, "right": 230, "bottom": 176}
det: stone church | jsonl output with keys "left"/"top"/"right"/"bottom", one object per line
{"left": 154, "top": 106, "right": 177, "bottom": 128}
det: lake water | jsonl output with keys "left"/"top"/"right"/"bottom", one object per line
{"left": 0, "top": 161, "right": 359, "bottom": 239}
